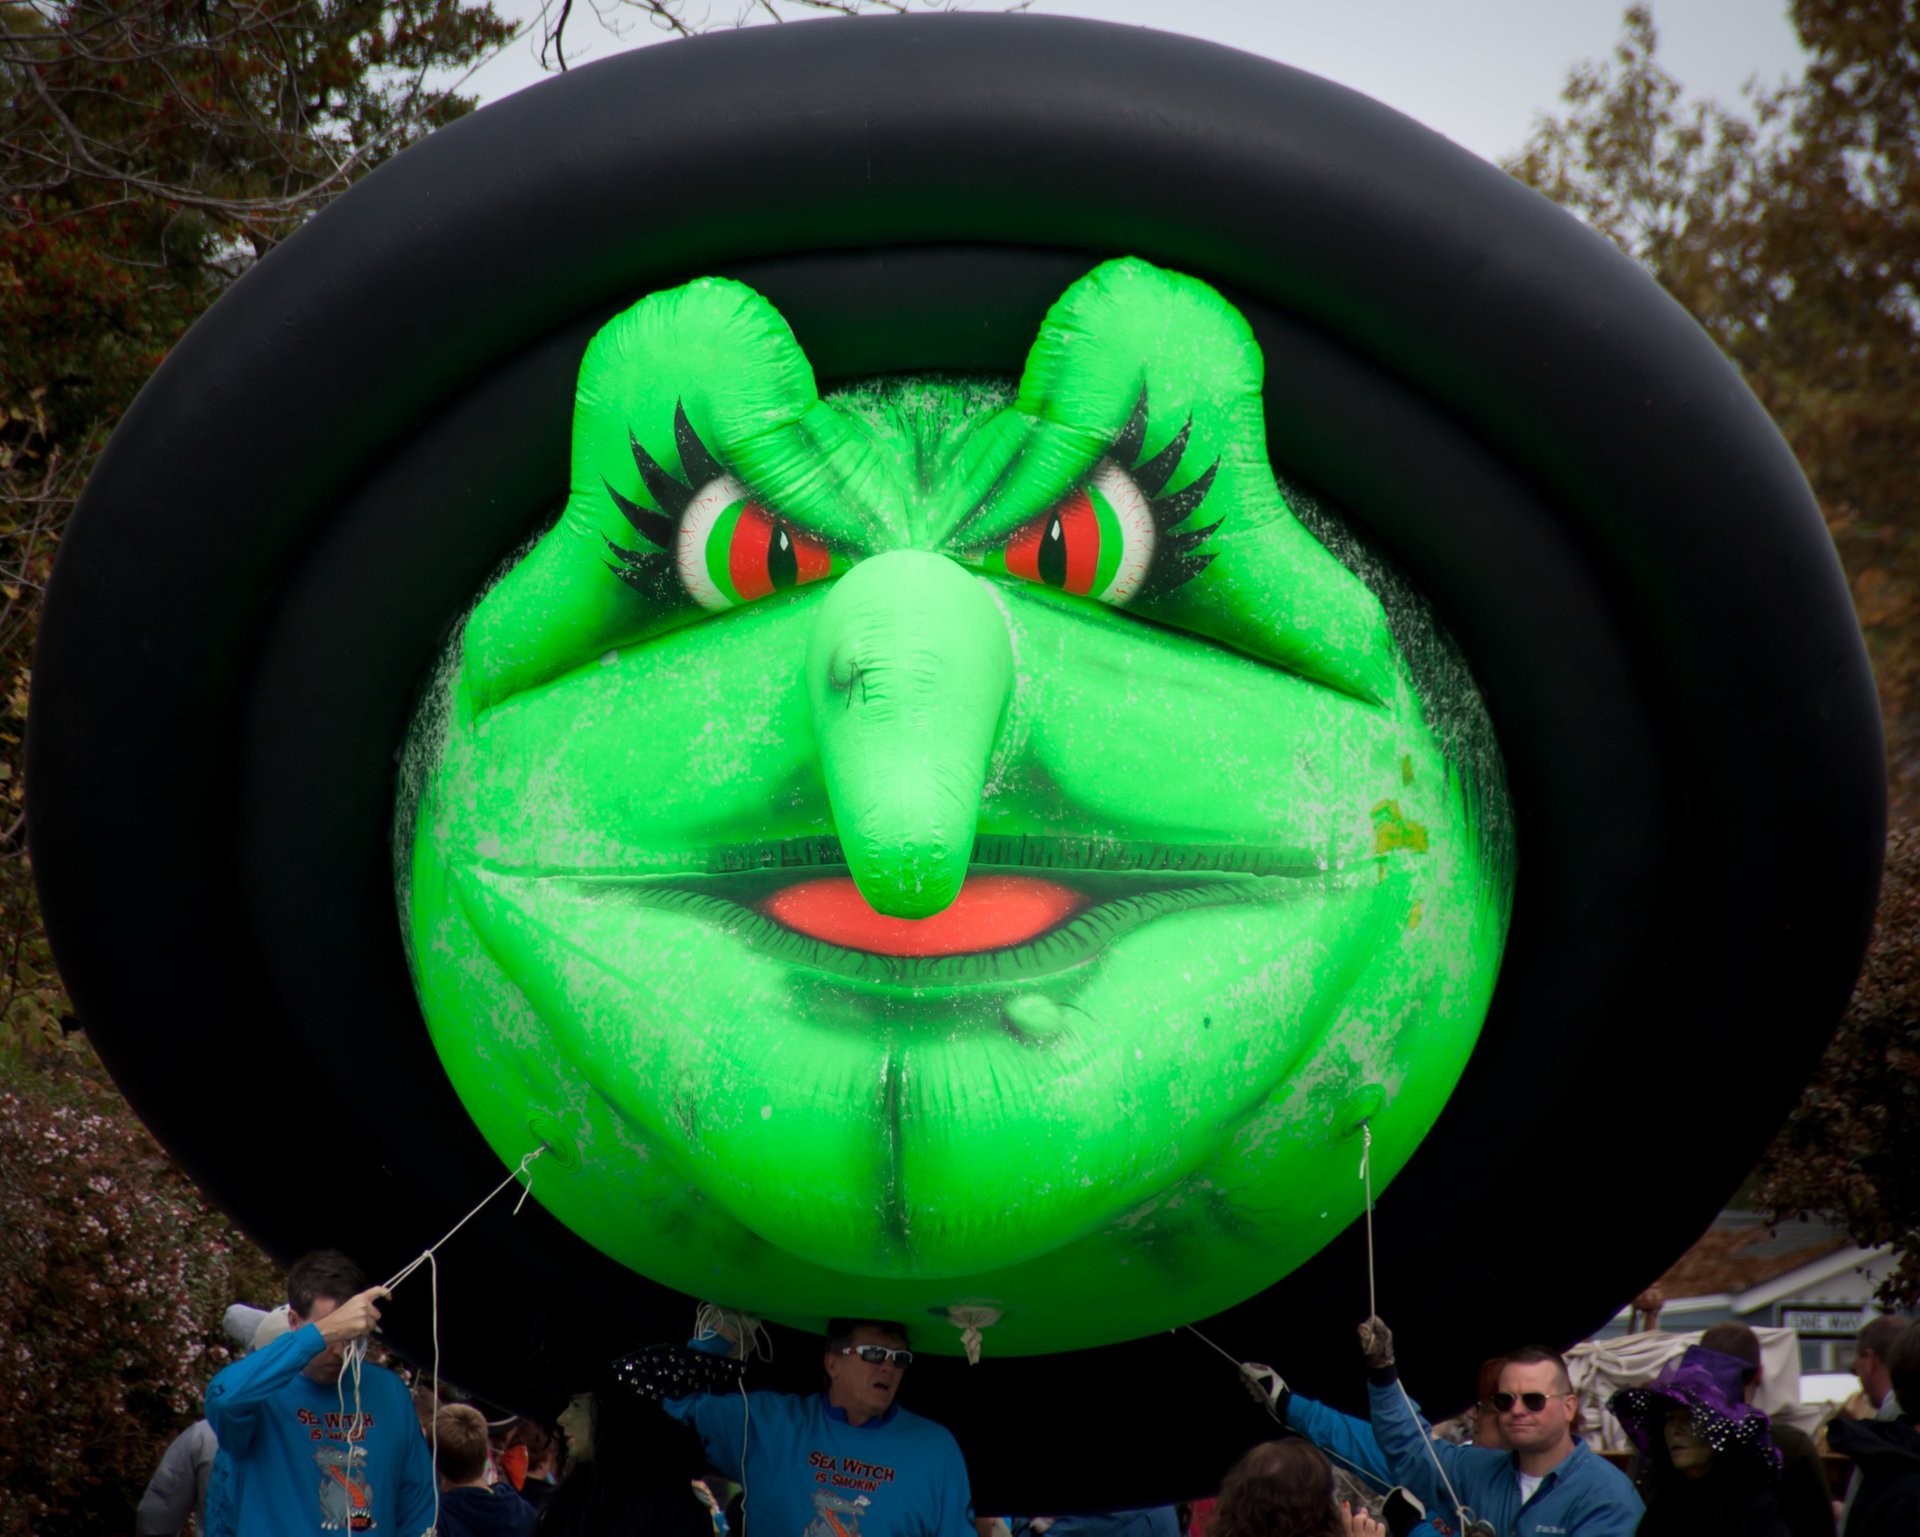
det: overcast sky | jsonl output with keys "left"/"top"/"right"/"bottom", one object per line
{"left": 457, "top": 0, "right": 1806, "bottom": 166}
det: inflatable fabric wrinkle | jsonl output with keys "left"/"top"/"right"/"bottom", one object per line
{"left": 404, "top": 254, "right": 1513, "bottom": 1345}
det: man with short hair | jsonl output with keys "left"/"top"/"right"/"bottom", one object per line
{"left": 1852, "top": 1315, "right": 1910, "bottom": 1420}
{"left": 1835, "top": 1314, "right": 1912, "bottom": 1534}
{"left": 433, "top": 1403, "right": 538, "bottom": 1537}
{"left": 205, "top": 1248, "right": 435, "bottom": 1535}
{"left": 1829, "top": 1319, "right": 1920, "bottom": 1537}
{"left": 1362, "top": 1319, "right": 1642, "bottom": 1537}
{"left": 661, "top": 1314, "right": 975, "bottom": 1535}
{"left": 1694, "top": 1322, "right": 1833, "bottom": 1537}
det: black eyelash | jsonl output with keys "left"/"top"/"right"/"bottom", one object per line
{"left": 1113, "top": 387, "right": 1221, "bottom": 599}
{"left": 602, "top": 400, "right": 717, "bottom": 600}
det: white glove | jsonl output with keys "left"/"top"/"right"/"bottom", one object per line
{"left": 1240, "top": 1360, "right": 1288, "bottom": 1414}
{"left": 694, "top": 1302, "right": 764, "bottom": 1361}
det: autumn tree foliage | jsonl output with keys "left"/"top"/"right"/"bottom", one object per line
{"left": 1755, "top": 824, "right": 1920, "bottom": 1309}
{"left": 1, "top": 0, "right": 511, "bottom": 1522}
{"left": 0, "top": 0, "right": 516, "bottom": 1046}
{"left": 1510, "top": 3, "right": 1920, "bottom": 1305}
{"left": 0, "top": 1059, "right": 284, "bottom": 1534}
{"left": 1508, "top": 0, "right": 1920, "bottom": 820}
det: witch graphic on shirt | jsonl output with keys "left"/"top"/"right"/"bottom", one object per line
{"left": 315, "top": 1442, "right": 375, "bottom": 1531}
{"left": 805, "top": 1487, "right": 872, "bottom": 1537}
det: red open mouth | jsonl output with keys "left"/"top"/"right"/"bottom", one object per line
{"left": 759, "top": 873, "right": 1085, "bottom": 956}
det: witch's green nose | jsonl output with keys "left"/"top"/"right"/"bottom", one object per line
{"left": 805, "top": 551, "right": 1014, "bottom": 919}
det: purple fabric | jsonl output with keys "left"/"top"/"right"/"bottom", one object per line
{"left": 1675, "top": 1347, "right": 1762, "bottom": 1408}
{"left": 1609, "top": 1346, "right": 1776, "bottom": 1466}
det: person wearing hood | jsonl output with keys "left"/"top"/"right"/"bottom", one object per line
{"left": 1608, "top": 1345, "right": 1786, "bottom": 1537}
{"left": 1695, "top": 1325, "right": 1833, "bottom": 1537}
{"left": 1828, "top": 1318, "right": 1920, "bottom": 1537}
{"left": 435, "top": 1404, "right": 540, "bottom": 1537}
{"left": 536, "top": 1381, "right": 715, "bottom": 1537}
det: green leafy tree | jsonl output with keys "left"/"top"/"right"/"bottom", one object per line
{"left": 1510, "top": 4, "right": 1920, "bottom": 1305}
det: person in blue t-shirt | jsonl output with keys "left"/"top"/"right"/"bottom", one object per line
{"left": 204, "top": 1249, "right": 435, "bottom": 1537}
{"left": 662, "top": 1315, "right": 974, "bottom": 1537}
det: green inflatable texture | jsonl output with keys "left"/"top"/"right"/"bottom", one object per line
{"left": 400, "top": 258, "right": 1513, "bottom": 1355}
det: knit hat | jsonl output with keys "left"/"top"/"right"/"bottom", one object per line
{"left": 1608, "top": 1346, "right": 1781, "bottom": 1481}
{"left": 250, "top": 1304, "right": 294, "bottom": 1352}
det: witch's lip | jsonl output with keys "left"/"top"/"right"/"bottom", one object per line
{"left": 471, "top": 849, "right": 1366, "bottom": 986}
{"left": 477, "top": 832, "right": 1338, "bottom": 883}
{"left": 762, "top": 873, "right": 1085, "bottom": 956}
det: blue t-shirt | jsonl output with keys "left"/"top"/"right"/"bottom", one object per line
{"left": 205, "top": 1323, "right": 435, "bottom": 1536}
{"left": 665, "top": 1389, "right": 973, "bottom": 1537}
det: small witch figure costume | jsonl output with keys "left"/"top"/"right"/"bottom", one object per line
{"left": 1608, "top": 1346, "right": 1788, "bottom": 1537}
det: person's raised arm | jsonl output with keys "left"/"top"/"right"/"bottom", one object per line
{"left": 1250, "top": 1359, "right": 1448, "bottom": 1532}
{"left": 614, "top": 1317, "right": 755, "bottom": 1482}
{"left": 1267, "top": 1375, "right": 1398, "bottom": 1491}
{"left": 205, "top": 1286, "right": 388, "bottom": 1448}
{"left": 1358, "top": 1318, "right": 1474, "bottom": 1496}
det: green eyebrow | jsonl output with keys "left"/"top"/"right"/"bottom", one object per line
{"left": 719, "top": 405, "right": 894, "bottom": 553}
{"left": 601, "top": 402, "right": 874, "bottom": 605}
{"left": 942, "top": 390, "right": 1222, "bottom": 599}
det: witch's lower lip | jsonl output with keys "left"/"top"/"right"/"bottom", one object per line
{"left": 761, "top": 874, "right": 1084, "bottom": 956}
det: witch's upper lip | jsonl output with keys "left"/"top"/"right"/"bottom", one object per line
{"left": 473, "top": 832, "right": 1347, "bottom": 882}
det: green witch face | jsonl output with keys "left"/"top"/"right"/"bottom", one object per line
{"left": 402, "top": 258, "right": 1512, "bottom": 1354}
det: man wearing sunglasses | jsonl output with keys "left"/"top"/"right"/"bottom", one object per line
{"left": 664, "top": 1313, "right": 975, "bottom": 1536}
{"left": 1362, "top": 1318, "right": 1643, "bottom": 1537}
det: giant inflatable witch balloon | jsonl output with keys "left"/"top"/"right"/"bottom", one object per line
{"left": 405, "top": 258, "right": 1511, "bottom": 1352}
{"left": 28, "top": 15, "right": 1883, "bottom": 1509}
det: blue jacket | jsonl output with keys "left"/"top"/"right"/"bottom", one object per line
{"left": 205, "top": 1322, "right": 435, "bottom": 1536}
{"left": 1368, "top": 1376, "right": 1643, "bottom": 1537}
{"left": 665, "top": 1389, "right": 973, "bottom": 1537}
{"left": 437, "top": 1483, "right": 540, "bottom": 1537}
{"left": 1281, "top": 1392, "right": 1446, "bottom": 1537}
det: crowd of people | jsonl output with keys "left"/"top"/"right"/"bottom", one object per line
{"left": 134, "top": 1248, "right": 1920, "bottom": 1537}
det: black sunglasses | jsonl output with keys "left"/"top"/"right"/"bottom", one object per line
{"left": 1491, "top": 1390, "right": 1566, "bottom": 1413}
{"left": 838, "top": 1344, "right": 913, "bottom": 1367}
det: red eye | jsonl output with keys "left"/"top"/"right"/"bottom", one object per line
{"left": 725, "top": 502, "right": 832, "bottom": 601}
{"left": 676, "top": 477, "right": 838, "bottom": 611}
{"left": 1005, "top": 489, "right": 1101, "bottom": 595}
{"left": 992, "top": 465, "right": 1157, "bottom": 604}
